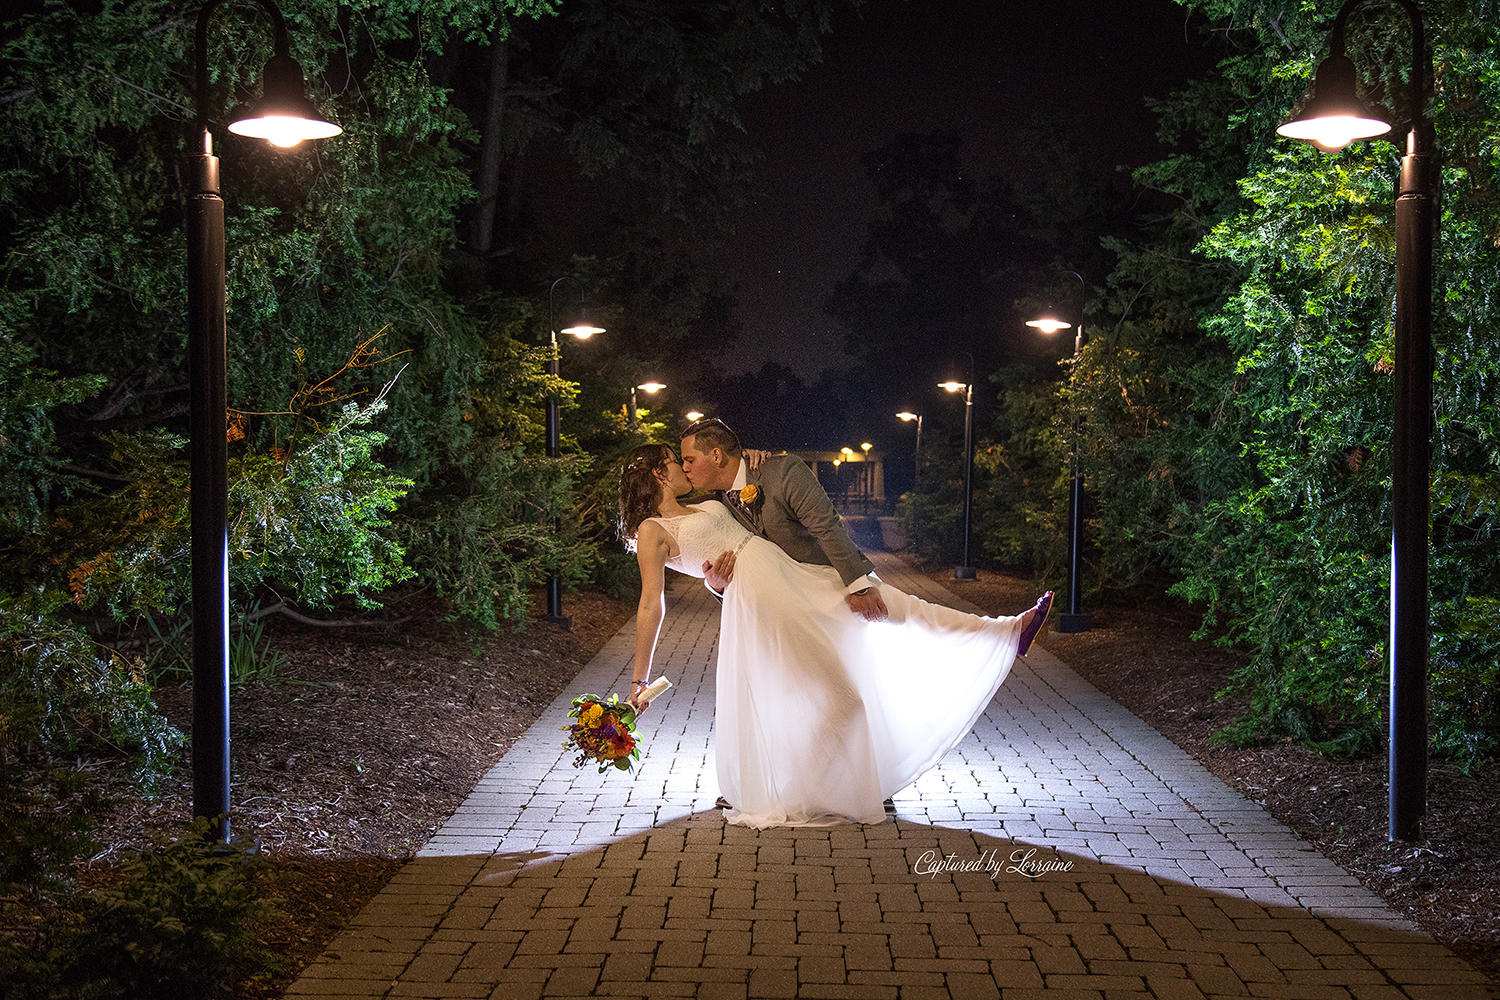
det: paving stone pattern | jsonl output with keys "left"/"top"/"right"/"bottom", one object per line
{"left": 287, "top": 554, "right": 1494, "bottom": 999}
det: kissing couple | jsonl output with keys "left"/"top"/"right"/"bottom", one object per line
{"left": 620, "top": 417, "right": 1051, "bottom": 828}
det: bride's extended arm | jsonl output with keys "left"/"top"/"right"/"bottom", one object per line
{"left": 630, "top": 521, "right": 670, "bottom": 711}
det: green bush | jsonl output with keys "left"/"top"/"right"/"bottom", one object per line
{"left": 0, "top": 818, "right": 267, "bottom": 1000}
{"left": 594, "top": 550, "right": 641, "bottom": 601}
{"left": 0, "top": 591, "right": 182, "bottom": 793}
{"left": 43, "top": 400, "right": 413, "bottom": 620}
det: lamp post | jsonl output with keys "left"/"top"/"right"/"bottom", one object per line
{"left": 897, "top": 411, "right": 923, "bottom": 551}
{"left": 860, "top": 443, "right": 874, "bottom": 513}
{"left": 939, "top": 354, "right": 976, "bottom": 580}
{"left": 1027, "top": 270, "right": 1091, "bottom": 633}
{"left": 630, "top": 381, "right": 665, "bottom": 425}
{"left": 188, "top": 0, "right": 340, "bottom": 842}
{"left": 1275, "top": 0, "right": 1432, "bottom": 842}
{"left": 896, "top": 411, "right": 923, "bottom": 491}
{"left": 545, "top": 277, "right": 605, "bottom": 628}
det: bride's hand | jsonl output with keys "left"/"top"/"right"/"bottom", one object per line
{"left": 628, "top": 684, "right": 650, "bottom": 712}
{"left": 742, "top": 448, "right": 770, "bottom": 470}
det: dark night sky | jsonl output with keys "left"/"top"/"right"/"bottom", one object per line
{"left": 717, "top": 0, "right": 1218, "bottom": 378}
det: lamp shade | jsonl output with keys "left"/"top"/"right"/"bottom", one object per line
{"left": 1026, "top": 314, "right": 1071, "bottom": 334}
{"left": 1276, "top": 53, "right": 1390, "bottom": 151}
{"left": 560, "top": 306, "right": 605, "bottom": 339}
{"left": 228, "top": 53, "right": 341, "bottom": 147}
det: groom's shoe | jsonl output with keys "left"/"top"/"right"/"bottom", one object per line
{"left": 1016, "top": 591, "right": 1054, "bottom": 657}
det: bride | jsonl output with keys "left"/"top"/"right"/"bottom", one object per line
{"left": 619, "top": 443, "right": 1051, "bottom": 828}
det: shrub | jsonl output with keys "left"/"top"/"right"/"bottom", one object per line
{"left": 0, "top": 591, "right": 182, "bottom": 793}
{"left": 0, "top": 818, "right": 267, "bottom": 1000}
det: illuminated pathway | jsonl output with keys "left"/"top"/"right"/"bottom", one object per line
{"left": 287, "top": 554, "right": 1493, "bottom": 999}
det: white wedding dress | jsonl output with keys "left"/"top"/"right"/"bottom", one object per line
{"left": 650, "top": 500, "right": 1027, "bottom": 828}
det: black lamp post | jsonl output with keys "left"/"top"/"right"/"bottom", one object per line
{"left": 1027, "top": 271, "right": 1091, "bottom": 633}
{"left": 939, "top": 355, "right": 976, "bottom": 580}
{"left": 544, "top": 276, "right": 605, "bottom": 628}
{"left": 1276, "top": 0, "right": 1432, "bottom": 842}
{"left": 897, "top": 410, "right": 923, "bottom": 551}
{"left": 630, "top": 381, "right": 665, "bottom": 425}
{"left": 896, "top": 411, "right": 923, "bottom": 492}
{"left": 188, "top": 0, "right": 339, "bottom": 842}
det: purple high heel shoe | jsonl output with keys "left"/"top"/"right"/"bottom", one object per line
{"left": 1016, "top": 591, "right": 1054, "bottom": 656}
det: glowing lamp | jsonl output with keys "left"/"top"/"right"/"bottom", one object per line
{"left": 228, "top": 53, "right": 340, "bottom": 146}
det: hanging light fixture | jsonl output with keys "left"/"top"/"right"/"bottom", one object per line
{"left": 1276, "top": 36, "right": 1390, "bottom": 151}
{"left": 1025, "top": 314, "right": 1071, "bottom": 335}
{"left": 225, "top": 26, "right": 340, "bottom": 147}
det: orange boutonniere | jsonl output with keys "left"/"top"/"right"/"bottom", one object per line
{"left": 739, "top": 484, "right": 760, "bottom": 505}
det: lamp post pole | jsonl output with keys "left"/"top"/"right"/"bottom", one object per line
{"left": 896, "top": 413, "right": 923, "bottom": 492}
{"left": 544, "top": 277, "right": 604, "bottom": 628}
{"left": 189, "top": 7, "right": 229, "bottom": 838}
{"left": 1028, "top": 271, "right": 1091, "bottom": 632}
{"left": 187, "top": 0, "right": 339, "bottom": 841}
{"left": 941, "top": 356, "right": 976, "bottom": 580}
{"left": 545, "top": 277, "right": 570, "bottom": 628}
{"left": 897, "top": 411, "right": 923, "bottom": 553}
{"left": 1062, "top": 271, "right": 1089, "bottom": 633}
{"left": 959, "top": 379, "right": 974, "bottom": 579}
{"left": 1276, "top": 0, "right": 1432, "bottom": 841}
{"left": 630, "top": 382, "right": 665, "bottom": 426}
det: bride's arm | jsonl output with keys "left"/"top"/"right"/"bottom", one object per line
{"left": 630, "top": 521, "right": 670, "bottom": 710}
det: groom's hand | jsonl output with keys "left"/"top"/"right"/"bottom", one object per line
{"left": 847, "top": 587, "right": 888, "bottom": 622}
{"left": 703, "top": 549, "right": 737, "bottom": 592}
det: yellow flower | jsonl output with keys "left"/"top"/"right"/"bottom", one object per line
{"left": 739, "top": 484, "right": 759, "bottom": 504}
{"left": 579, "top": 703, "right": 604, "bottom": 727}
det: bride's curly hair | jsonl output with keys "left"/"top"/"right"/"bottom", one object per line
{"left": 619, "top": 443, "right": 674, "bottom": 544}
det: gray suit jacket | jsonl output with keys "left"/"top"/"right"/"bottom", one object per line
{"left": 722, "top": 454, "right": 874, "bottom": 588}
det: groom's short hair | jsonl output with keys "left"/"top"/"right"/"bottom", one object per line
{"left": 682, "top": 417, "right": 741, "bottom": 457}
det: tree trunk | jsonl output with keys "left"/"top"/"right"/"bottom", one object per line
{"left": 471, "top": 30, "right": 510, "bottom": 253}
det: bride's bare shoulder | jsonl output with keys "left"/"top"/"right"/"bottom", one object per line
{"left": 635, "top": 516, "right": 678, "bottom": 558}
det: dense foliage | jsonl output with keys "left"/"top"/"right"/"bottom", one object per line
{"left": 0, "top": 2, "right": 838, "bottom": 989}
{"left": 875, "top": 0, "right": 1498, "bottom": 767}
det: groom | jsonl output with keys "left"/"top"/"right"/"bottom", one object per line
{"left": 678, "top": 417, "right": 889, "bottom": 622}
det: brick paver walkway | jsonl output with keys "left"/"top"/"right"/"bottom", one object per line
{"left": 287, "top": 554, "right": 1493, "bottom": 999}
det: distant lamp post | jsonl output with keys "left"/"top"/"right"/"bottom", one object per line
{"left": 630, "top": 381, "right": 665, "bottom": 425}
{"left": 545, "top": 276, "right": 605, "bottom": 628}
{"left": 188, "top": 0, "right": 340, "bottom": 842}
{"left": 1027, "top": 270, "right": 1090, "bottom": 634}
{"left": 896, "top": 411, "right": 923, "bottom": 491}
{"left": 1277, "top": 0, "right": 1433, "bottom": 843}
{"left": 940, "top": 354, "right": 976, "bottom": 580}
{"left": 897, "top": 410, "right": 923, "bottom": 550}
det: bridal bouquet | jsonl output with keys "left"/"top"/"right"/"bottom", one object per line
{"left": 561, "top": 693, "right": 642, "bottom": 774}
